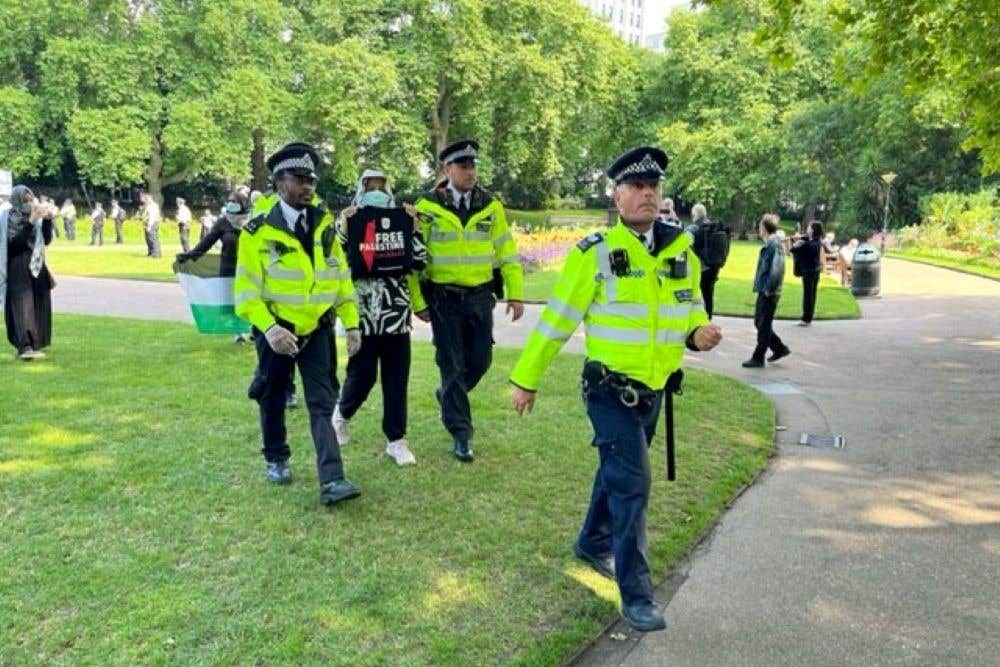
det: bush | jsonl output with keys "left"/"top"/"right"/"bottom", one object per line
{"left": 896, "top": 189, "right": 1000, "bottom": 260}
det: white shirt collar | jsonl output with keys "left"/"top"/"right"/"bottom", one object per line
{"left": 278, "top": 198, "right": 304, "bottom": 233}
{"left": 446, "top": 181, "right": 470, "bottom": 209}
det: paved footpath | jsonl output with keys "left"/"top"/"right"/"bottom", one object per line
{"left": 53, "top": 260, "right": 1000, "bottom": 666}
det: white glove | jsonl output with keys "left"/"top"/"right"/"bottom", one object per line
{"left": 346, "top": 329, "right": 362, "bottom": 357}
{"left": 265, "top": 324, "right": 299, "bottom": 356}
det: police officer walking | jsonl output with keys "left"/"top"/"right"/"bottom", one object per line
{"left": 509, "top": 147, "right": 722, "bottom": 632}
{"left": 234, "top": 142, "right": 363, "bottom": 506}
{"left": 413, "top": 140, "right": 525, "bottom": 462}
{"left": 139, "top": 192, "right": 161, "bottom": 258}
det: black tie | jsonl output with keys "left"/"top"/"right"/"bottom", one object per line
{"left": 458, "top": 196, "right": 468, "bottom": 214}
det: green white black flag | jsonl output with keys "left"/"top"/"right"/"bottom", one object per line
{"left": 173, "top": 255, "right": 250, "bottom": 334}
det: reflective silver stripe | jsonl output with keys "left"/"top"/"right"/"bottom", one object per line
{"left": 659, "top": 304, "right": 692, "bottom": 319}
{"left": 493, "top": 232, "right": 512, "bottom": 248}
{"left": 547, "top": 296, "right": 583, "bottom": 322}
{"left": 691, "top": 299, "right": 704, "bottom": 307}
{"left": 535, "top": 319, "right": 572, "bottom": 342}
{"left": 262, "top": 289, "right": 306, "bottom": 305}
{"left": 591, "top": 302, "right": 648, "bottom": 318}
{"left": 314, "top": 269, "right": 350, "bottom": 281}
{"left": 236, "top": 267, "right": 263, "bottom": 289}
{"left": 432, "top": 254, "right": 494, "bottom": 265}
{"left": 464, "top": 231, "right": 491, "bottom": 241}
{"left": 430, "top": 231, "right": 459, "bottom": 242}
{"left": 234, "top": 289, "right": 259, "bottom": 305}
{"left": 334, "top": 294, "right": 357, "bottom": 307}
{"left": 585, "top": 323, "right": 647, "bottom": 343}
{"left": 499, "top": 253, "right": 520, "bottom": 265}
{"left": 656, "top": 329, "right": 687, "bottom": 344}
{"left": 595, "top": 241, "right": 616, "bottom": 301}
{"left": 266, "top": 266, "right": 306, "bottom": 280}
{"left": 311, "top": 291, "right": 339, "bottom": 303}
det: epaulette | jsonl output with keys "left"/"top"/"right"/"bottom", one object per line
{"left": 577, "top": 232, "right": 604, "bottom": 252}
{"left": 243, "top": 215, "right": 265, "bottom": 234}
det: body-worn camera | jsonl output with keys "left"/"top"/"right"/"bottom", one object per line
{"left": 609, "top": 248, "right": 631, "bottom": 277}
{"left": 668, "top": 253, "right": 688, "bottom": 279}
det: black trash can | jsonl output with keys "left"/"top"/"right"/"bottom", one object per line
{"left": 851, "top": 242, "right": 880, "bottom": 297}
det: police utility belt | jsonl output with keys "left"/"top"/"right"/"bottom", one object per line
{"left": 582, "top": 361, "right": 660, "bottom": 408}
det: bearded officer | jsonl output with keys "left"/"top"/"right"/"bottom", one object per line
{"left": 508, "top": 147, "right": 723, "bottom": 631}
{"left": 235, "top": 142, "right": 363, "bottom": 506}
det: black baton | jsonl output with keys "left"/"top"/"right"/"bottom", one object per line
{"left": 664, "top": 370, "right": 684, "bottom": 482}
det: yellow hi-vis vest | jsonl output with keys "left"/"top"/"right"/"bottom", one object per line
{"left": 414, "top": 186, "right": 524, "bottom": 300}
{"left": 510, "top": 219, "right": 709, "bottom": 391}
{"left": 234, "top": 199, "right": 359, "bottom": 335}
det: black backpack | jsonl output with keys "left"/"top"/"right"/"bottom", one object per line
{"left": 698, "top": 220, "right": 731, "bottom": 268}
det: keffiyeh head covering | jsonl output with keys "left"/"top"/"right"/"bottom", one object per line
{"left": 351, "top": 169, "right": 395, "bottom": 207}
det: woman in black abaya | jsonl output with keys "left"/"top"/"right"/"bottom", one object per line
{"left": 1, "top": 185, "right": 57, "bottom": 360}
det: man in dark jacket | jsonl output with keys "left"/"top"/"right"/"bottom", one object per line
{"left": 743, "top": 214, "right": 790, "bottom": 368}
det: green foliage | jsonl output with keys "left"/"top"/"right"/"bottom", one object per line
{"left": 66, "top": 107, "right": 151, "bottom": 187}
{"left": 896, "top": 189, "right": 1000, "bottom": 261}
{"left": 0, "top": 87, "right": 43, "bottom": 177}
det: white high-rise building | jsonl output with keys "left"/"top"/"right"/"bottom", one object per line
{"left": 580, "top": 0, "right": 691, "bottom": 51}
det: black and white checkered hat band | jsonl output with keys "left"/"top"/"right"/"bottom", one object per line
{"left": 616, "top": 153, "right": 664, "bottom": 181}
{"left": 445, "top": 146, "right": 478, "bottom": 163}
{"left": 273, "top": 154, "right": 315, "bottom": 173}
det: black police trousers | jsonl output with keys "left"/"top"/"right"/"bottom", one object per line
{"left": 700, "top": 265, "right": 721, "bottom": 319}
{"left": 427, "top": 283, "right": 494, "bottom": 442}
{"left": 339, "top": 332, "right": 411, "bottom": 442}
{"left": 253, "top": 324, "right": 344, "bottom": 484}
{"left": 578, "top": 378, "right": 662, "bottom": 608}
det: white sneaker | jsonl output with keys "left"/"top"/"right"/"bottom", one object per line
{"left": 332, "top": 405, "right": 350, "bottom": 445}
{"left": 797, "top": 320, "right": 811, "bottom": 327}
{"left": 385, "top": 439, "right": 416, "bottom": 466}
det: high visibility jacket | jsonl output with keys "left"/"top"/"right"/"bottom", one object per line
{"left": 414, "top": 185, "right": 524, "bottom": 300}
{"left": 234, "top": 198, "right": 359, "bottom": 335}
{"left": 510, "top": 219, "right": 710, "bottom": 391}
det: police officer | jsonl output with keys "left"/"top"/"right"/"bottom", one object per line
{"left": 234, "top": 142, "right": 363, "bottom": 506}
{"left": 413, "top": 139, "right": 525, "bottom": 462}
{"left": 509, "top": 147, "right": 723, "bottom": 632}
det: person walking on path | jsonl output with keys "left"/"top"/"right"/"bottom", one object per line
{"left": 88, "top": 202, "right": 106, "bottom": 246}
{"left": 331, "top": 169, "right": 428, "bottom": 467}
{"left": 413, "top": 139, "right": 525, "bottom": 462}
{"left": 790, "top": 220, "right": 823, "bottom": 327}
{"left": 110, "top": 200, "right": 126, "bottom": 244}
{"left": 687, "top": 203, "right": 730, "bottom": 319}
{"left": 235, "top": 142, "right": 363, "bottom": 506}
{"left": 59, "top": 198, "right": 76, "bottom": 241}
{"left": 139, "top": 192, "right": 161, "bottom": 258}
{"left": 509, "top": 146, "right": 722, "bottom": 632}
{"left": 1, "top": 185, "right": 58, "bottom": 360}
{"left": 743, "top": 213, "right": 790, "bottom": 368}
{"left": 175, "top": 197, "right": 192, "bottom": 252}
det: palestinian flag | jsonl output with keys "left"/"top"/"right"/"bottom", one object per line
{"left": 173, "top": 255, "right": 250, "bottom": 334}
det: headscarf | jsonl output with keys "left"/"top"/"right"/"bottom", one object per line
{"left": 1, "top": 185, "right": 47, "bottom": 314}
{"left": 224, "top": 190, "right": 252, "bottom": 228}
{"left": 351, "top": 169, "right": 395, "bottom": 207}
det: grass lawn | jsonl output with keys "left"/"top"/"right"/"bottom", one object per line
{"left": 887, "top": 248, "right": 1000, "bottom": 281}
{"left": 522, "top": 241, "right": 859, "bottom": 320}
{"left": 47, "top": 220, "right": 186, "bottom": 282}
{"left": 1, "top": 314, "right": 773, "bottom": 666}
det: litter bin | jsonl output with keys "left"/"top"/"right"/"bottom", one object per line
{"left": 851, "top": 242, "right": 880, "bottom": 297}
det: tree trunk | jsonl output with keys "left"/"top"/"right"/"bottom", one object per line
{"left": 731, "top": 192, "right": 749, "bottom": 238}
{"left": 251, "top": 128, "right": 268, "bottom": 191}
{"left": 802, "top": 202, "right": 817, "bottom": 226}
{"left": 430, "top": 74, "right": 451, "bottom": 160}
{"left": 147, "top": 135, "right": 165, "bottom": 207}
{"left": 146, "top": 134, "right": 186, "bottom": 207}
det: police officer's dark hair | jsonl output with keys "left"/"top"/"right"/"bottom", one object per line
{"left": 809, "top": 221, "right": 823, "bottom": 240}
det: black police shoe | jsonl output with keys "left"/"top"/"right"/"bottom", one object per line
{"left": 265, "top": 461, "right": 292, "bottom": 485}
{"left": 622, "top": 602, "right": 667, "bottom": 632}
{"left": 573, "top": 541, "right": 615, "bottom": 580}
{"left": 741, "top": 358, "right": 765, "bottom": 368}
{"left": 319, "top": 479, "right": 361, "bottom": 506}
{"left": 452, "top": 438, "right": 474, "bottom": 463}
{"left": 767, "top": 347, "right": 791, "bottom": 363}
